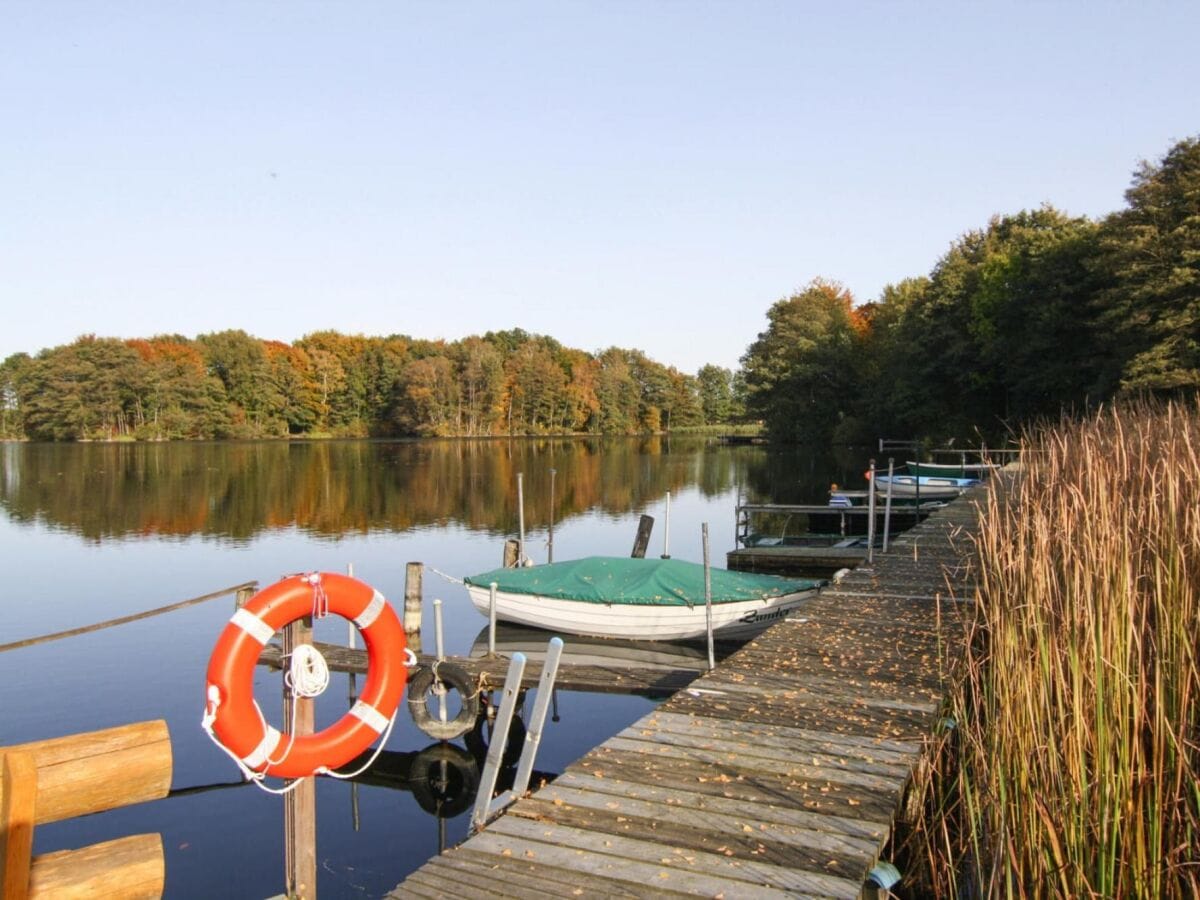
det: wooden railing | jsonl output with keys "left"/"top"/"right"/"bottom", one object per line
{"left": 1, "top": 720, "right": 173, "bottom": 899}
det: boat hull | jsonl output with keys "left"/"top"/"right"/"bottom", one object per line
{"left": 905, "top": 461, "right": 998, "bottom": 477}
{"left": 873, "top": 474, "right": 978, "bottom": 499}
{"left": 466, "top": 584, "right": 817, "bottom": 641}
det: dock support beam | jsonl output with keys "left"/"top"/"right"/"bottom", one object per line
{"left": 283, "top": 617, "right": 316, "bottom": 900}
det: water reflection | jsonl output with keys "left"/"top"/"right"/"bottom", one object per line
{"left": 0, "top": 438, "right": 872, "bottom": 543}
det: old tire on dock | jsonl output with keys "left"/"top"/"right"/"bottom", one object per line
{"left": 407, "top": 662, "right": 479, "bottom": 741}
{"left": 203, "top": 572, "right": 408, "bottom": 779}
{"left": 409, "top": 741, "right": 479, "bottom": 817}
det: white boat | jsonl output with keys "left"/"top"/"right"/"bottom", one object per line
{"left": 872, "top": 473, "right": 980, "bottom": 499}
{"left": 463, "top": 556, "right": 823, "bottom": 641}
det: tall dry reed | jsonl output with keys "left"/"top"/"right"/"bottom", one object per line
{"left": 908, "top": 400, "right": 1199, "bottom": 897}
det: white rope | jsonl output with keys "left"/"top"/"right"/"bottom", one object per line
{"left": 426, "top": 566, "right": 465, "bottom": 586}
{"left": 285, "top": 644, "right": 330, "bottom": 698}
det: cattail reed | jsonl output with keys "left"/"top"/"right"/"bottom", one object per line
{"left": 908, "top": 400, "right": 1199, "bottom": 897}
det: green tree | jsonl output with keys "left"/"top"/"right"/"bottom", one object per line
{"left": 19, "top": 336, "right": 146, "bottom": 440}
{"left": 197, "top": 330, "right": 286, "bottom": 436}
{"left": 740, "top": 279, "right": 864, "bottom": 443}
{"left": 0, "top": 353, "right": 31, "bottom": 439}
{"left": 1098, "top": 136, "right": 1200, "bottom": 393}
{"left": 696, "top": 364, "right": 735, "bottom": 425}
{"left": 593, "top": 348, "right": 640, "bottom": 434}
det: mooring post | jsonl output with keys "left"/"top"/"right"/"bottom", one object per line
{"left": 235, "top": 585, "right": 255, "bottom": 610}
{"left": 283, "top": 616, "right": 316, "bottom": 900}
{"left": 516, "top": 472, "right": 526, "bottom": 565}
{"left": 662, "top": 491, "right": 671, "bottom": 559}
{"left": 867, "top": 459, "right": 877, "bottom": 564}
{"left": 703, "top": 522, "right": 715, "bottom": 671}
{"left": 548, "top": 467, "right": 556, "bottom": 564}
{"left": 404, "top": 562, "right": 423, "bottom": 655}
{"left": 882, "top": 458, "right": 895, "bottom": 553}
{"left": 502, "top": 539, "right": 520, "bottom": 568}
{"left": 631, "top": 514, "right": 654, "bottom": 559}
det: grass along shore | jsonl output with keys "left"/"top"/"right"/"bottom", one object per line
{"left": 903, "top": 400, "right": 1199, "bottom": 897}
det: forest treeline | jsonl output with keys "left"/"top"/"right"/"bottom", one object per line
{"left": 741, "top": 136, "right": 1200, "bottom": 445}
{"left": 3, "top": 136, "right": 1196, "bottom": 444}
{"left": 0, "top": 327, "right": 745, "bottom": 441}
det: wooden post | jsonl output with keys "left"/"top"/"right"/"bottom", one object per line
{"left": 283, "top": 618, "right": 316, "bottom": 900}
{"left": 1, "top": 751, "right": 36, "bottom": 900}
{"left": 502, "top": 539, "right": 520, "bottom": 568}
{"left": 630, "top": 515, "right": 654, "bottom": 559}
{"left": 403, "top": 562, "right": 423, "bottom": 656}
{"left": 235, "top": 586, "right": 255, "bottom": 610}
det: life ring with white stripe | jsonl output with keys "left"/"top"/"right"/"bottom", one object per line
{"left": 204, "top": 572, "right": 408, "bottom": 780}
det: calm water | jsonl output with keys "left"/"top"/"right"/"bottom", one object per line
{"left": 0, "top": 437, "right": 866, "bottom": 898}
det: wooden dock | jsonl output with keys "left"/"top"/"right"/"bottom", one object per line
{"left": 387, "top": 486, "right": 989, "bottom": 898}
{"left": 259, "top": 643, "right": 726, "bottom": 699}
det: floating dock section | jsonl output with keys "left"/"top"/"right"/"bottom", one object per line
{"left": 390, "top": 487, "right": 989, "bottom": 898}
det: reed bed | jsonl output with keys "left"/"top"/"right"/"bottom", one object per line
{"left": 908, "top": 400, "right": 1200, "bottom": 897}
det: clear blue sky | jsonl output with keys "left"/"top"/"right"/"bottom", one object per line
{"left": 3, "top": 2, "right": 1197, "bottom": 374}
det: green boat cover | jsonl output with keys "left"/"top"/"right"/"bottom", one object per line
{"left": 465, "top": 556, "right": 823, "bottom": 607}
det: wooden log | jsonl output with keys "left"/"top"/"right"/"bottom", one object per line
{"left": 502, "top": 539, "right": 520, "bottom": 568}
{"left": 1, "top": 751, "right": 37, "bottom": 900}
{"left": 0, "top": 721, "right": 171, "bottom": 826}
{"left": 630, "top": 515, "right": 654, "bottom": 558}
{"left": 28, "top": 834, "right": 163, "bottom": 899}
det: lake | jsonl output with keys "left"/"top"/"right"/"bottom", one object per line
{"left": 0, "top": 437, "right": 868, "bottom": 898}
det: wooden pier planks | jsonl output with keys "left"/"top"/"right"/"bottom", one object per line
{"left": 389, "top": 486, "right": 990, "bottom": 899}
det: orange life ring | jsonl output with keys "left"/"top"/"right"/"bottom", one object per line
{"left": 204, "top": 572, "right": 407, "bottom": 779}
